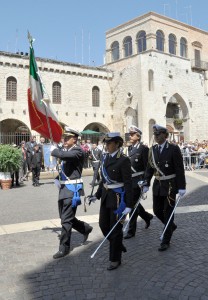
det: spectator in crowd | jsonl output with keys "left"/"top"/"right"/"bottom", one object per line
{"left": 26, "top": 136, "right": 37, "bottom": 172}
{"left": 11, "top": 143, "right": 20, "bottom": 187}
{"left": 19, "top": 141, "right": 27, "bottom": 182}
{"left": 39, "top": 136, "right": 46, "bottom": 171}
{"left": 31, "top": 144, "right": 42, "bottom": 186}
{"left": 196, "top": 143, "right": 208, "bottom": 168}
{"left": 80, "top": 140, "right": 90, "bottom": 168}
{"left": 97, "top": 140, "right": 103, "bottom": 151}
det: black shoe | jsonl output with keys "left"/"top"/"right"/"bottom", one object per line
{"left": 53, "top": 249, "right": 70, "bottom": 259}
{"left": 16, "top": 182, "right": 20, "bottom": 187}
{"left": 124, "top": 233, "right": 135, "bottom": 239}
{"left": 158, "top": 243, "right": 170, "bottom": 251}
{"left": 82, "top": 226, "right": 93, "bottom": 243}
{"left": 107, "top": 261, "right": 121, "bottom": 271}
{"left": 121, "top": 244, "right": 127, "bottom": 253}
{"left": 145, "top": 213, "right": 153, "bottom": 229}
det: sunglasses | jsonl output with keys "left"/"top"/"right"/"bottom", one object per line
{"left": 153, "top": 131, "right": 164, "bottom": 136}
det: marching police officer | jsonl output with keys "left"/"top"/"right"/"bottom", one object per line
{"left": 51, "top": 127, "right": 93, "bottom": 259}
{"left": 143, "top": 124, "right": 186, "bottom": 251}
{"left": 89, "top": 132, "right": 133, "bottom": 270}
{"left": 124, "top": 125, "right": 153, "bottom": 239}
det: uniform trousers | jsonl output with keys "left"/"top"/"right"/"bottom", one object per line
{"left": 99, "top": 204, "right": 123, "bottom": 262}
{"left": 153, "top": 194, "right": 175, "bottom": 244}
{"left": 58, "top": 195, "right": 91, "bottom": 251}
{"left": 32, "top": 167, "right": 41, "bottom": 184}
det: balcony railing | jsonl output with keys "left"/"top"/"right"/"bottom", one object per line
{"left": 191, "top": 59, "right": 208, "bottom": 71}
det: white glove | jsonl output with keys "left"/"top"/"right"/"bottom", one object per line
{"left": 87, "top": 195, "right": 97, "bottom": 204}
{"left": 54, "top": 179, "right": 61, "bottom": 189}
{"left": 178, "top": 189, "right": 186, "bottom": 197}
{"left": 50, "top": 145, "right": 57, "bottom": 151}
{"left": 122, "top": 207, "right": 132, "bottom": 215}
{"left": 142, "top": 186, "right": 149, "bottom": 193}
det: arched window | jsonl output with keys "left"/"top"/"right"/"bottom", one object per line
{"left": 92, "top": 86, "right": 100, "bottom": 107}
{"left": 156, "top": 30, "right": 164, "bottom": 52}
{"left": 111, "top": 41, "right": 119, "bottom": 62}
{"left": 148, "top": 70, "right": 154, "bottom": 91}
{"left": 137, "top": 31, "right": 146, "bottom": 53}
{"left": 52, "top": 81, "right": 61, "bottom": 104}
{"left": 123, "top": 36, "right": 132, "bottom": 57}
{"left": 169, "top": 34, "right": 176, "bottom": 55}
{"left": 6, "top": 76, "right": 17, "bottom": 101}
{"left": 180, "top": 37, "right": 187, "bottom": 58}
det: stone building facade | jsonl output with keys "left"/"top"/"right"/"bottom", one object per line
{"left": 1, "top": 11, "right": 208, "bottom": 145}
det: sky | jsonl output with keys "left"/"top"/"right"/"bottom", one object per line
{"left": 0, "top": 0, "right": 208, "bottom": 66}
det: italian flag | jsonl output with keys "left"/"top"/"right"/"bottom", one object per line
{"left": 27, "top": 39, "right": 63, "bottom": 143}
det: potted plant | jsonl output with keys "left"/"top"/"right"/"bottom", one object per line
{"left": 173, "top": 118, "right": 183, "bottom": 129}
{"left": 0, "top": 144, "right": 22, "bottom": 189}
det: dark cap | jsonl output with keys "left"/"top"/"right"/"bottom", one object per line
{"left": 103, "top": 132, "right": 123, "bottom": 146}
{"left": 153, "top": 124, "right": 168, "bottom": 134}
{"left": 63, "top": 126, "right": 81, "bottom": 137}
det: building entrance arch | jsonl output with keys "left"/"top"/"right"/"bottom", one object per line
{"left": 166, "top": 93, "right": 189, "bottom": 142}
{"left": 124, "top": 107, "right": 137, "bottom": 133}
{"left": 82, "top": 122, "right": 109, "bottom": 143}
{"left": 0, "top": 118, "right": 31, "bottom": 145}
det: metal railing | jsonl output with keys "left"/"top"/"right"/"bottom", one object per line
{"left": 0, "top": 133, "right": 50, "bottom": 146}
{"left": 0, "top": 132, "right": 32, "bottom": 145}
{"left": 182, "top": 152, "right": 208, "bottom": 170}
{"left": 191, "top": 59, "right": 208, "bottom": 71}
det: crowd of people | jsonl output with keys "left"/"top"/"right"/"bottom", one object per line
{"left": 177, "top": 140, "right": 208, "bottom": 170}
{"left": 11, "top": 136, "right": 45, "bottom": 187}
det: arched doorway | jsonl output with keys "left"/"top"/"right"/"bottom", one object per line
{"left": 166, "top": 93, "right": 189, "bottom": 142}
{"left": 82, "top": 122, "right": 109, "bottom": 143}
{"left": 124, "top": 107, "right": 137, "bottom": 133}
{"left": 0, "top": 119, "right": 31, "bottom": 145}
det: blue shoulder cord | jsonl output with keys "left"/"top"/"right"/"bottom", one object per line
{"left": 60, "top": 162, "right": 82, "bottom": 208}
{"left": 101, "top": 155, "right": 126, "bottom": 218}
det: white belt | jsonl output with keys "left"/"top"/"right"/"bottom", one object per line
{"left": 92, "top": 160, "right": 99, "bottom": 163}
{"left": 103, "top": 183, "right": 124, "bottom": 189}
{"left": 60, "top": 179, "right": 83, "bottom": 184}
{"left": 155, "top": 174, "right": 176, "bottom": 181}
{"left": 132, "top": 171, "right": 144, "bottom": 178}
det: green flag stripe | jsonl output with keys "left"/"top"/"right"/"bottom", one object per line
{"left": 29, "top": 45, "right": 44, "bottom": 99}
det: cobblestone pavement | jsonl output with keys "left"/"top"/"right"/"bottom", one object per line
{"left": 0, "top": 170, "right": 208, "bottom": 300}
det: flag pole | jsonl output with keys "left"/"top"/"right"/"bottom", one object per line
{"left": 28, "top": 31, "right": 54, "bottom": 144}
